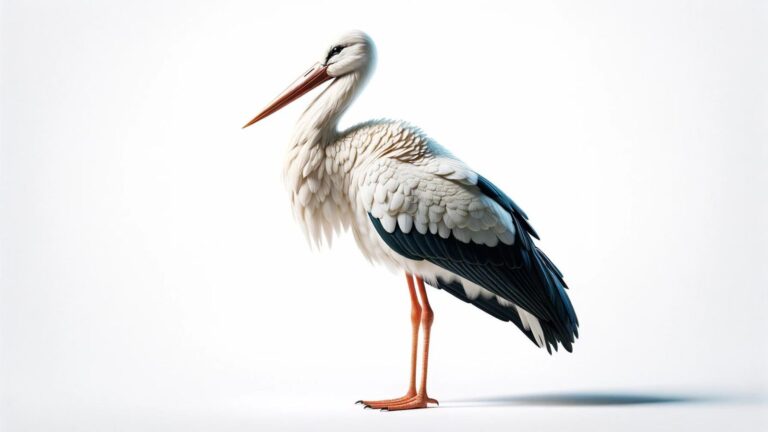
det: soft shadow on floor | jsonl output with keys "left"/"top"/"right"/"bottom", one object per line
{"left": 444, "top": 391, "right": 717, "bottom": 408}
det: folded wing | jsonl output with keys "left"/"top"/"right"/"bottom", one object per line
{"left": 360, "top": 155, "right": 579, "bottom": 352}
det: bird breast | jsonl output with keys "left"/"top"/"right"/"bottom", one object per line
{"left": 283, "top": 121, "right": 429, "bottom": 261}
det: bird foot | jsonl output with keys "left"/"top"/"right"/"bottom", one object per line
{"left": 357, "top": 393, "right": 438, "bottom": 411}
{"left": 356, "top": 393, "right": 415, "bottom": 409}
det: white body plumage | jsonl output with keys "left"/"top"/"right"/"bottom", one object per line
{"left": 280, "top": 32, "right": 546, "bottom": 346}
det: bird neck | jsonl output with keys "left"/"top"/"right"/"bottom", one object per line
{"left": 282, "top": 68, "right": 370, "bottom": 247}
{"left": 284, "top": 67, "right": 371, "bottom": 187}
{"left": 296, "top": 69, "right": 368, "bottom": 146}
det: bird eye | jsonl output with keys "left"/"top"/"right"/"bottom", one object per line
{"left": 325, "top": 45, "right": 345, "bottom": 63}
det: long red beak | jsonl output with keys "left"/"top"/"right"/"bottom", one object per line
{"left": 242, "top": 63, "right": 332, "bottom": 129}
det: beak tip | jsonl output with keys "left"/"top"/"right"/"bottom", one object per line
{"left": 242, "top": 63, "right": 331, "bottom": 133}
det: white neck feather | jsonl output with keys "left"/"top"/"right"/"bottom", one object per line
{"left": 282, "top": 67, "right": 372, "bottom": 246}
{"left": 284, "top": 69, "right": 368, "bottom": 186}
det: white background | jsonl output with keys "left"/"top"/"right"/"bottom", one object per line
{"left": 1, "top": 0, "right": 766, "bottom": 430}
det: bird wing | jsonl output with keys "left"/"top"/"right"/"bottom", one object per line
{"left": 359, "top": 154, "right": 578, "bottom": 352}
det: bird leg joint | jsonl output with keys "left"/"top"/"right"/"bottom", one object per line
{"left": 421, "top": 305, "right": 434, "bottom": 328}
{"left": 410, "top": 303, "right": 422, "bottom": 325}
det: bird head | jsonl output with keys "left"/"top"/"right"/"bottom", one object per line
{"left": 242, "top": 30, "right": 375, "bottom": 129}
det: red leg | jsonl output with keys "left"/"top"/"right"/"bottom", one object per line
{"left": 382, "top": 276, "right": 439, "bottom": 410}
{"left": 357, "top": 272, "right": 421, "bottom": 408}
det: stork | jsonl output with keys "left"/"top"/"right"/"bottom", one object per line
{"left": 243, "top": 30, "right": 578, "bottom": 411}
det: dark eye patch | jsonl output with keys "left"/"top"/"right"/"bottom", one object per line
{"left": 325, "top": 45, "right": 345, "bottom": 64}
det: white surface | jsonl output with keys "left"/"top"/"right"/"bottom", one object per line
{"left": 1, "top": 0, "right": 766, "bottom": 430}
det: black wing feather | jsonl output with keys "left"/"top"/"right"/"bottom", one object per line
{"left": 368, "top": 175, "right": 578, "bottom": 353}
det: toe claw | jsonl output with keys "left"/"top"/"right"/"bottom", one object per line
{"left": 363, "top": 405, "right": 371, "bottom": 409}
{"left": 380, "top": 408, "right": 389, "bottom": 412}
{"left": 355, "top": 400, "right": 363, "bottom": 405}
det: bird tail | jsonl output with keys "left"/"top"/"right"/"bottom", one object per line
{"left": 429, "top": 270, "right": 578, "bottom": 354}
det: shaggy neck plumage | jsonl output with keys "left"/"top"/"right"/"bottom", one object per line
{"left": 282, "top": 66, "right": 373, "bottom": 246}
{"left": 284, "top": 68, "right": 369, "bottom": 189}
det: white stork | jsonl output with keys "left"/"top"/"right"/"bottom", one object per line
{"left": 243, "top": 30, "right": 578, "bottom": 411}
